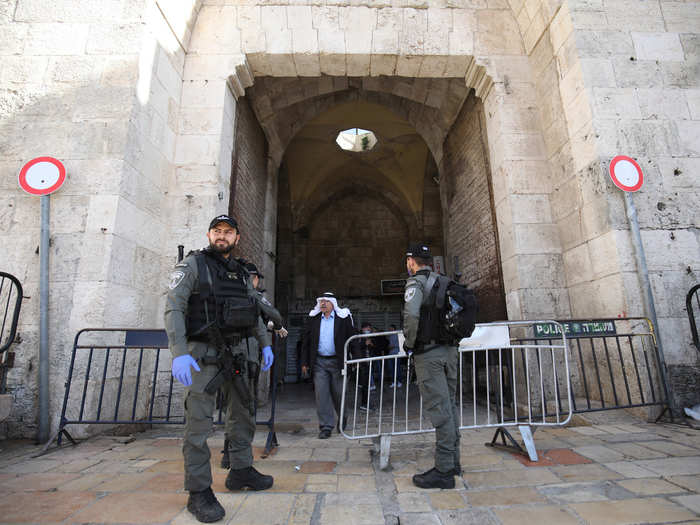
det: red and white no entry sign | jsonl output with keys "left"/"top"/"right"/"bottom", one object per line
{"left": 609, "top": 155, "right": 643, "bottom": 192}
{"left": 18, "top": 156, "right": 66, "bottom": 196}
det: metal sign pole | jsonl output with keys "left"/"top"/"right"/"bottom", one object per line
{"left": 38, "top": 194, "right": 50, "bottom": 443}
{"left": 623, "top": 192, "right": 672, "bottom": 410}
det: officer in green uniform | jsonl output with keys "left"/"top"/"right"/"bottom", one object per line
{"left": 219, "top": 261, "right": 287, "bottom": 469}
{"left": 165, "top": 215, "right": 275, "bottom": 523}
{"left": 403, "top": 243, "right": 460, "bottom": 489}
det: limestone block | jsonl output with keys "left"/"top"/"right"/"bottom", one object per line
{"left": 346, "top": 54, "right": 371, "bottom": 77}
{"left": 241, "top": 26, "right": 266, "bottom": 54}
{"left": 587, "top": 230, "right": 625, "bottom": 280}
{"left": 606, "top": 0, "right": 665, "bottom": 32}
{"left": 549, "top": 1, "right": 573, "bottom": 53}
{"left": 510, "top": 194, "right": 553, "bottom": 224}
{"left": 519, "top": 286, "right": 572, "bottom": 318}
{"left": 513, "top": 223, "right": 561, "bottom": 254}
{"left": 476, "top": 10, "right": 524, "bottom": 55}
{"left": 632, "top": 32, "right": 684, "bottom": 62}
{"left": 677, "top": 121, "right": 700, "bottom": 156}
{"left": 500, "top": 132, "right": 547, "bottom": 161}
{"left": 0, "top": 56, "right": 47, "bottom": 85}
{"left": 660, "top": 62, "right": 698, "bottom": 93}
{"left": 563, "top": 242, "right": 594, "bottom": 286}
{"left": 417, "top": 56, "right": 448, "bottom": 77}
{"left": 444, "top": 54, "right": 474, "bottom": 77}
{"left": 569, "top": 121, "right": 598, "bottom": 173}
{"left": 505, "top": 288, "right": 523, "bottom": 319}
{"left": 370, "top": 54, "right": 398, "bottom": 76}
{"left": 496, "top": 200, "right": 515, "bottom": 261}
{"left": 183, "top": 54, "right": 241, "bottom": 81}
{"left": 559, "top": 60, "right": 586, "bottom": 109}
{"left": 181, "top": 79, "right": 227, "bottom": 108}
{"left": 14, "top": 0, "right": 126, "bottom": 23}
{"left": 86, "top": 23, "right": 144, "bottom": 55}
{"left": 0, "top": 22, "right": 28, "bottom": 56}
{"left": 178, "top": 107, "right": 224, "bottom": 136}
{"left": 101, "top": 57, "right": 139, "bottom": 87}
{"left": 70, "top": 85, "right": 135, "bottom": 120}
{"left": 515, "top": 3, "right": 530, "bottom": 35}
{"left": 188, "top": 6, "right": 239, "bottom": 54}
{"left": 266, "top": 27, "right": 293, "bottom": 55}
{"left": 636, "top": 88, "right": 691, "bottom": 121}
{"left": 311, "top": 5, "right": 340, "bottom": 30}
{"left": 523, "top": 7, "right": 547, "bottom": 55}
{"left": 44, "top": 55, "right": 103, "bottom": 84}
{"left": 338, "top": 6, "right": 376, "bottom": 33}
{"left": 47, "top": 195, "right": 89, "bottom": 234}
{"left": 396, "top": 55, "right": 423, "bottom": 77}
{"left": 156, "top": 49, "right": 183, "bottom": 101}
{"left": 568, "top": 274, "right": 625, "bottom": 318}
{"left": 373, "top": 29, "right": 400, "bottom": 54}
{"left": 578, "top": 58, "right": 615, "bottom": 88}
{"left": 292, "top": 27, "right": 319, "bottom": 55}
{"left": 174, "top": 134, "right": 220, "bottom": 165}
{"left": 556, "top": 33, "right": 581, "bottom": 81}
{"left": 426, "top": 8, "right": 451, "bottom": 55}
{"left": 24, "top": 22, "right": 89, "bottom": 55}
{"left": 661, "top": 1, "right": 700, "bottom": 33}
{"left": 556, "top": 209, "right": 584, "bottom": 251}
{"left": 400, "top": 8, "right": 427, "bottom": 55}
{"left": 575, "top": 30, "right": 634, "bottom": 58}
{"left": 287, "top": 5, "right": 313, "bottom": 30}
{"left": 591, "top": 87, "right": 640, "bottom": 121}
{"left": 570, "top": 10, "right": 608, "bottom": 30}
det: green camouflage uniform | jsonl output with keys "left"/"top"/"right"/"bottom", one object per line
{"left": 164, "top": 253, "right": 271, "bottom": 492}
{"left": 403, "top": 268, "right": 460, "bottom": 473}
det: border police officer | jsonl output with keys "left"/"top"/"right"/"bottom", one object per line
{"left": 403, "top": 243, "right": 460, "bottom": 489}
{"left": 165, "top": 215, "right": 275, "bottom": 523}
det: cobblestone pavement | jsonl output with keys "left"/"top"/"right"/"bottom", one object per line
{"left": 1, "top": 385, "right": 699, "bottom": 524}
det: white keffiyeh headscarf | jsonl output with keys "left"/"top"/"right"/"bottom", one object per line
{"left": 308, "top": 292, "right": 353, "bottom": 322}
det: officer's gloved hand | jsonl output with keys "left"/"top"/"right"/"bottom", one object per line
{"left": 275, "top": 327, "right": 288, "bottom": 338}
{"left": 172, "top": 354, "right": 200, "bottom": 386}
{"left": 261, "top": 346, "right": 274, "bottom": 371}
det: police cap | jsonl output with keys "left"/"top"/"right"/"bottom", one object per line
{"left": 244, "top": 262, "right": 264, "bottom": 279}
{"left": 209, "top": 214, "right": 238, "bottom": 231}
{"left": 406, "top": 243, "right": 431, "bottom": 259}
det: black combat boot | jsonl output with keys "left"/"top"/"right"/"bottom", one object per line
{"left": 225, "top": 466, "right": 274, "bottom": 491}
{"left": 187, "top": 487, "right": 225, "bottom": 523}
{"left": 449, "top": 463, "right": 462, "bottom": 476}
{"left": 412, "top": 467, "right": 455, "bottom": 489}
{"left": 220, "top": 439, "right": 230, "bottom": 469}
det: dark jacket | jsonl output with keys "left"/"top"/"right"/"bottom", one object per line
{"left": 301, "top": 312, "right": 357, "bottom": 371}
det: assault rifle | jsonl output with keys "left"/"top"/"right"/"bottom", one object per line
{"left": 203, "top": 323, "right": 256, "bottom": 416}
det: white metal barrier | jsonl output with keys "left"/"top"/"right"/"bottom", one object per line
{"left": 340, "top": 321, "right": 571, "bottom": 467}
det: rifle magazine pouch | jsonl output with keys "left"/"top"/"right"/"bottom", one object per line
{"left": 222, "top": 296, "right": 258, "bottom": 330}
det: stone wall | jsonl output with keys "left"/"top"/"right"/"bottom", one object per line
{"left": 442, "top": 92, "right": 508, "bottom": 322}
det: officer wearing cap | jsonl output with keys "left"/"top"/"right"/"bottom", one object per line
{"left": 219, "top": 261, "right": 288, "bottom": 470}
{"left": 403, "top": 243, "right": 460, "bottom": 489}
{"left": 164, "top": 214, "right": 276, "bottom": 523}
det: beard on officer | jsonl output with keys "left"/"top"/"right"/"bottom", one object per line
{"left": 164, "top": 214, "right": 275, "bottom": 523}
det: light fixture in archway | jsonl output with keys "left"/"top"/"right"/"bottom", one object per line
{"left": 335, "top": 128, "right": 378, "bottom": 152}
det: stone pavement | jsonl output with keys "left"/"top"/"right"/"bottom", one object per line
{"left": 1, "top": 388, "right": 700, "bottom": 524}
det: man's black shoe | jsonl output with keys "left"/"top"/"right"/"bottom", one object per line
{"left": 318, "top": 428, "right": 332, "bottom": 439}
{"left": 220, "top": 438, "right": 230, "bottom": 469}
{"left": 449, "top": 463, "right": 462, "bottom": 476}
{"left": 412, "top": 467, "right": 455, "bottom": 489}
{"left": 187, "top": 487, "right": 225, "bottom": 523}
{"left": 225, "top": 466, "right": 274, "bottom": 491}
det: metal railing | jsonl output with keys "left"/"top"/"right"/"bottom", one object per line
{"left": 688, "top": 285, "right": 700, "bottom": 352}
{"left": 339, "top": 321, "right": 572, "bottom": 464}
{"left": 44, "top": 328, "right": 280, "bottom": 454}
{"left": 0, "top": 271, "right": 23, "bottom": 394}
{"left": 521, "top": 318, "right": 671, "bottom": 420}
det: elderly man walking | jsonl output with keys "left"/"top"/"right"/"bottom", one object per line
{"left": 301, "top": 292, "right": 356, "bottom": 438}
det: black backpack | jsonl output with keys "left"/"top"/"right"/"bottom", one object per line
{"left": 424, "top": 273, "right": 478, "bottom": 340}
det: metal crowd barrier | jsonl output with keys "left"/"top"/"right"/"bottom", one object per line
{"left": 43, "top": 328, "right": 279, "bottom": 455}
{"left": 340, "top": 321, "right": 572, "bottom": 466}
{"left": 0, "top": 272, "right": 23, "bottom": 394}
{"left": 688, "top": 285, "right": 700, "bottom": 352}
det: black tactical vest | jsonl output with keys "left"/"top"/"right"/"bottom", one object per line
{"left": 415, "top": 269, "right": 443, "bottom": 346}
{"left": 186, "top": 250, "right": 259, "bottom": 340}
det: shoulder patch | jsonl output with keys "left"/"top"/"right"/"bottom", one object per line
{"left": 168, "top": 270, "right": 185, "bottom": 290}
{"left": 404, "top": 288, "right": 416, "bottom": 302}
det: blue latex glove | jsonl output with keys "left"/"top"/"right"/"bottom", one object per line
{"left": 261, "top": 346, "right": 274, "bottom": 371}
{"left": 172, "top": 354, "right": 200, "bottom": 386}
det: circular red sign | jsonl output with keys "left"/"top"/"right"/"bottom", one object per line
{"left": 609, "top": 155, "right": 643, "bottom": 192}
{"left": 18, "top": 157, "right": 66, "bottom": 196}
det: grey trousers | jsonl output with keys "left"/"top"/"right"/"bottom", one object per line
{"left": 313, "top": 356, "right": 343, "bottom": 431}
{"left": 414, "top": 345, "right": 460, "bottom": 472}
